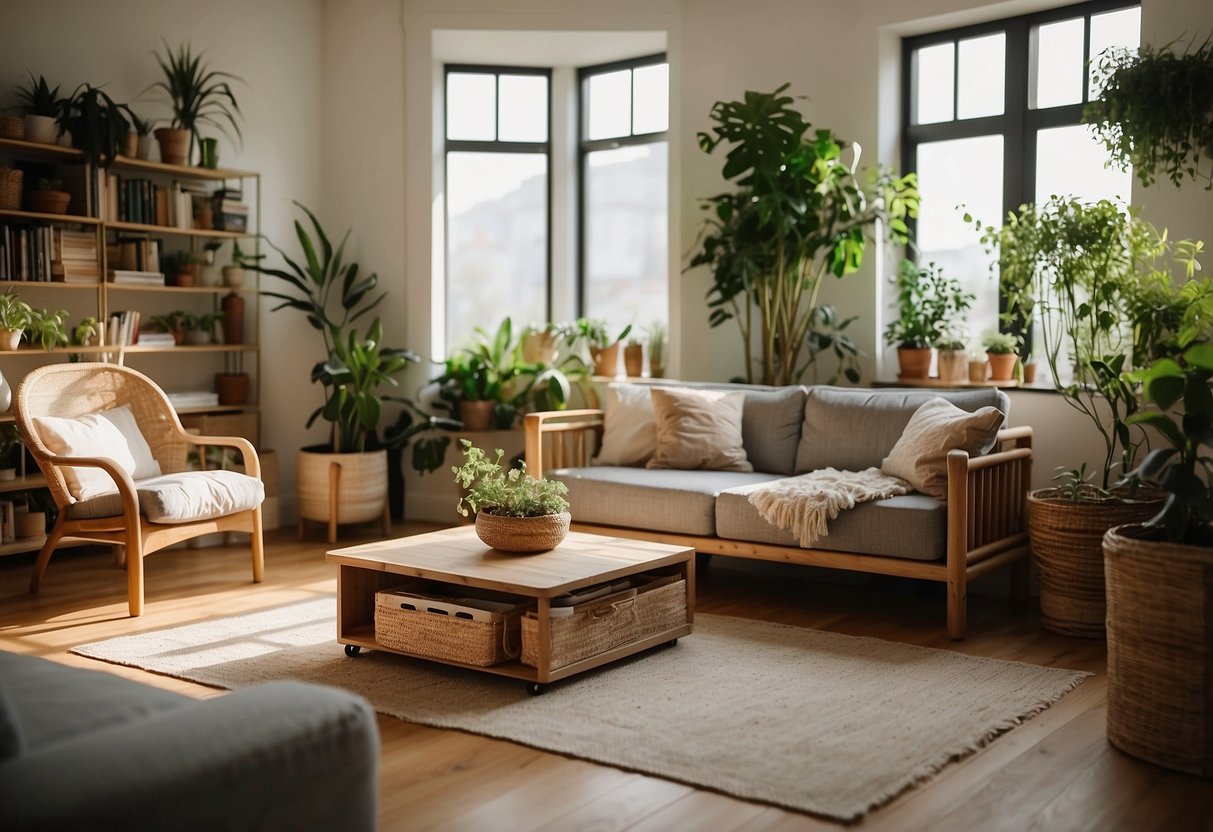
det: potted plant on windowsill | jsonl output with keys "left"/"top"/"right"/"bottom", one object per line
{"left": 883, "top": 259, "right": 973, "bottom": 380}
{"left": 147, "top": 41, "right": 242, "bottom": 166}
{"left": 1103, "top": 275, "right": 1213, "bottom": 777}
{"left": 935, "top": 337, "right": 968, "bottom": 384}
{"left": 563, "top": 317, "right": 631, "bottom": 378}
{"left": 980, "top": 330, "right": 1020, "bottom": 382}
{"left": 453, "top": 440, "right": 570, "bottom": 552}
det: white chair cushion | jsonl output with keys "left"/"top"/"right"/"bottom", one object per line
{"left": 33, "top": 404, "right": 162, "bottom": 500}
{"left": 65, "top": 470, "right": 264, "bottom": 524}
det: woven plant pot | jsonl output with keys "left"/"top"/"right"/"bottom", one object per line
{"left": 475, "top": 510, "right": 571, "bottom": 553}
{"left": 1104, "top": 523, "right": 1213, "bottom": 777}
{"left": 1028, "top": 489, "right": 1162, "bottom": 637}
{"left": 297, "top": 447, "right": 387, "bottom": 526}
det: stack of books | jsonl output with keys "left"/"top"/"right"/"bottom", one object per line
{"left": 137, "top": 330, "right": 177, "bottom": 348}
{"left": 212, "top": 188, "right": 248, "bottom": 232}
{"left": 105, "top": 310, "right": 142, "bottom": 346}
{"left": 107, "top": 235, "right": 161, "bottom": 273}
{"left": 0, "top": 223, "right": 53, "bottom": 281}
{"left": 167, "top": 390, "right": 220, "bottom": 409}
{"left": 107, "top": 270, "right": 165, "bottom": 286}
{"left": 52, "top": 229, "right": 100, "bottom": 284}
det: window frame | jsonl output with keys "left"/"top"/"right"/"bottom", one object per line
{"left": 900, "top": 0, "right": 1139, "bottom": 335}
{"left": 576, "top": 52, "right": 669, "bottom": 318}
{"left": 442, "top": 63, "right": 554, "bottom": 334}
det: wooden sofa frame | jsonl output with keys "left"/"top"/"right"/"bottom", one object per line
{"left": 525, "top": 409, "right": 1033, "bottom": 639}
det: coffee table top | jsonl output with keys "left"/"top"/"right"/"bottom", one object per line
{"left": 327, "top": 526, "right": 694, "bottom": 597}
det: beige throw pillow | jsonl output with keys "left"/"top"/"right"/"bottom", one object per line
{"left": 593, "top": 383, "right": 657, "bottom": 467}
{"left": 646, "top": 387, "right": 752, "bottom": 472}
{"left": 880, "top": 398, "right": 1003, "bottom": 498}
{"left": 33, "top": 404, "right": 162, "bottom": 500}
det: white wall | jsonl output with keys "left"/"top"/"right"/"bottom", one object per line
{"left": 1, "top": 0, "right": 324, "bottom": 518}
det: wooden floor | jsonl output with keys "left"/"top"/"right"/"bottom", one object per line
{"left": 2, "top": 523, "right": 1210, "bottom": 831}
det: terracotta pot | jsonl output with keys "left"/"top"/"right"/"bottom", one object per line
{"left": 221, "top": 292, "right": 244, "bottom": 344}
{"left": 1104, "top": 523, "right": 1213, "bottom": 777}
{"left": 896, "top": 346, "right": 933, "bottom": 380}
{"left": 120, "top": 130, "right": 138, "bottom": 158}
{"left": 624, "top": 343, "right": 644, "bottom": 377}
{"left": 214, "top": 372, "right": 249, "bottom": 405}
{"left": 172, "top": 266, "right": 196, "bottom": 288}
{"left": 1023, "top": 362, "right": 1038, "bottom": 384}
{"left": 591, "top": 343, "right": 621, "bottom": 377}
{"left": 521, "top": 331, "right": 557, "bottom": 364}
{"left": 475, "top": 511, "right": 571, "bottom": 553}
{"left": 987, "top": 352, "right": 1017, "bottom": 381}
{"left": 297, "top": 446, "right": 387, "bottom": 527}
{"left": 937, "top": 349, "right": 968, "bottom": 383}
{"left": 25, "top": 189, "right": 70, "bottom": 215}
{"left": 459, "top": 400, "right": 497, "bottom": 432}
{"left": 154, "top": 127, "right": 190, "bottom": 165}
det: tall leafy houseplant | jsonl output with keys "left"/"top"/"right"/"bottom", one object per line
{"left": 690, "top": 84, "right": 918, "bottom": 386}
{"left": 148, "top": 41, "right": 242, "bottom": 164}
{"left": 1084, "top": 38, "right": 1213, "bottom": 189}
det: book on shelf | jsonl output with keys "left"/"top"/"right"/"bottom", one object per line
{"left": 166, "top": 391, "right": 220, "bottom": 409}
{"left": 137, "top": 331, "right": 177, "bottom": 348}
{"left": 52, "top": 228, "right": 100, "bottom": 283}
{"left": 107, "top": 236, "right": 160, "bottom": 273}
{"left": 0, "top": 222, "right": 58, "bottom": 282}
{"left": 107, "top": 269, "right": 166, "bottom": 286}
{"left": 106, "top": 310, "right": 142, "bottom": 346}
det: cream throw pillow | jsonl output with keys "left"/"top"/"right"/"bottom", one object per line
{"left": 646, "top": 387, "right": 753, "bottom": 472}
{"left": 880, "top": 398, "right": 1003, "bottom": 499}
{"left": 33, "top": 404, "right": 162, "bottom": 500}
{"left": 593, "top": 383, "right": 657, "bottom": 467}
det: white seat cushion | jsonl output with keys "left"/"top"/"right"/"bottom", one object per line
{"left": 33, "top": 404, "right": 162, "bottom": 500}
{"left": 66, "top": 470, "right": 264, "bottom": 524}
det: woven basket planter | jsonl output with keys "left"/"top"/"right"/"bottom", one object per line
{"left": 1028, "top": 489, "right": 1161, "bottom": 637}
{"left": 475, "top": 510, "right": 570, "bottom": 553}
{"left": 297, "top": 447, "right": 387, "bottom": 526}
{"left": 1104, "top": 524, "right": 1213, "bottom": 777}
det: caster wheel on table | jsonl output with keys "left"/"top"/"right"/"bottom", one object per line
{"left": 666, "top": 638, "right": 679, "bottom": 647}
{"left": 526, "top": 682, "right": 547, "bottom": 696}
{"left": 344, "top": 644, "right": 362, "bottom": 657}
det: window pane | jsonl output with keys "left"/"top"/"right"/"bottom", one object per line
{"left": 446, "top": 73, "right": 496, "bottom": 141}
{"left": 498, "top": 74, "right": 548, "bottom": 143}
{"left": 913, "top": 135, "right": 1004, "bottom": 345}
{"left": 446, "top": 152, "right": 547, "bottom": 350}
{"left": 632, "top": 63, "right": 669, "bottom": 134}
{"left": 1035, "top": 124, "right": 1131, "bottom": 204}
{"left": 915, "top": 42, "right": 955, "bottom": 124}
{"left": 587, "top": 69, "right": 632, "bottom": 140}
{"left": 1089, "top": 6, "right": 1140, "bottom": 99}
{"left": 1032, "top": 18, "right": 1084, "bottom": 109}
{"left": 957, "top": 33, "right": 1005, "bottom": 119}
{"left": 584, "top": 143, "right": 668, "bottom": 339}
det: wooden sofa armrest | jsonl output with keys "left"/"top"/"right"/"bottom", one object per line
{"left": 524, "top": 409, "right": 605, "bottom": 479}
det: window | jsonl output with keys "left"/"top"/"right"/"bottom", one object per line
{"left": 444, "top": 66, "right": 551, "bottom": 351}
{"left": 902, "top": 1, "right": 1140, "bottom": 347}
{"left": 578, "top": 55, "right": 669, "bottom": 336}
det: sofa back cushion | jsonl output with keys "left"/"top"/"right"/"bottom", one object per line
{"left": 737, "top": 386, "right": 807, "bottom": 475}
{"left": 795, "top": 386, "right": 1010, "bottom": 473}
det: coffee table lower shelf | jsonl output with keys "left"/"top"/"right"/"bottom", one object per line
{"left": 337, "top": 622, "right": 692, "bottom": 688}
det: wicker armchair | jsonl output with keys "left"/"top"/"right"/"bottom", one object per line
{"left": 14, "top": 363, "right": 264, "bottom": 616}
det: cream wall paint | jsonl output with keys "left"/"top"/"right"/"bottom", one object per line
{"left": 1, "top": 0, "right": 324, "bottom": 518}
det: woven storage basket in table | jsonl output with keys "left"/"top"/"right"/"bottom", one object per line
{"left": 1028, "top": 489, "right": 1161, "bottom": 637}
{"left": 522, "top": 575, "right": 687, "bottom": 670}
{"left": 375, "top": 589, "right": 525, "bottom": 667}
{"left": 1104, "top": 524, "right": 1213, "bottom": 778}
{"left": 0, "top": 168, "right": 22, "bottom": 211}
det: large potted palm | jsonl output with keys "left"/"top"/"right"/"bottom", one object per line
{"left": 249, "top": 202, "right": 438, "bottom": 541}
{"left": 1104, "top": 275, "right": 1213, "bottom": 777}
{"left": 974, "top": 198, "right": 1191, "bottom": 636}
{"left": 148, "top": 41, "right": 242, "bottom": 166}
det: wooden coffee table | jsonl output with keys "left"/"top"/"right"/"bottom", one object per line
{"left": 326, "top": 526, "right": 695, "bottom": 694}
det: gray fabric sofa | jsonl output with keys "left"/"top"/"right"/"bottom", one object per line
{"left": 524, "top": 384, "right": 1034, "bottom": 638}
{"left": 0, "top": 650, "right": 379, "bottom": 831}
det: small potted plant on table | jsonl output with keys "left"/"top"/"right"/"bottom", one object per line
{"left": 453, "top": 439, "right": 570, "bottom": 553}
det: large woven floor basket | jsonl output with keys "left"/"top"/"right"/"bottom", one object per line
{"left": 1029, "top": 490, "right": 1161, "bottom": 637}
{"left": 1104, "top": 524, "right": 1213, "bottom": 778}
{"left": 475, "top": 511, "right": 570, "bottom": 553}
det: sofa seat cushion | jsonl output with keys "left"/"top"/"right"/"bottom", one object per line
{"left": 552, "top": 466, "right": 781, "bottom": 535}
{"left": 66, "top": 470, "right": 265, "bottom": 524}
{"left": 795, "top": 386, "right": 1010, "bottom": 473}
{"left": 716, "top": 482, "right": 948, "bottom": 561}
{"left": 0, "top": 650, "right": 187, "bottom": 755}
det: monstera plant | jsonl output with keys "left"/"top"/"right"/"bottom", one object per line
{"left": 689, "top": 83, "right": 919, "bottom": 386}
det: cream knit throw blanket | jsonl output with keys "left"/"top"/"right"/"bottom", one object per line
{"left": 747, "top": 467, "right": 910, "bottom": 547}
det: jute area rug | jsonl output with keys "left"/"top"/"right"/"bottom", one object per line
{"left": 72, "top": 598, "right": 1087, "bottom": 823}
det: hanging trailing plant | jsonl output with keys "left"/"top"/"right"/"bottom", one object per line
{"left": 1084, "top": 37, "right": 1213, "bottom": 190}
{"left": 689, "top": 84, "right": 918, "bottom": 386}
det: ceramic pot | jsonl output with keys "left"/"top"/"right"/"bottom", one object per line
{"left": 214, "top": 372, "right": 249, "bottom": 405}
{"left": 136, "top": 133, "right": 153, "bottom": 160}
{"left": 459, "top": 400, "right": 496, "bottom": 432}
{"left": 121, "top": 131, "right": 138, "bottom": 158}
{"left": 896, "top": 346, "right": 933, "bottom": 380}
{"left": 23, "top": 115, "right": 56, "bottom": 144}
{"left": 222, "top": 265, "right": 246, "bottom": 288}
{"left": 624, "top": 343, "right": 644, "bottom": 377}
{"left": 591, "top": 343, "right": 621, "bottom": 377}
{"left": 171, "top": 266, "right": 196, "bottom": 288}
{"left": 0, "top": 370, "right": 10, "bottom": 411}
{"left": 155, "top": 127, "right": 190, "bottom": 165}
{"left": 184, "top": 329, "right": 211, "bottom": 346}
{"left": 0, "top": 329, "right": 21, "bottom": 351}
